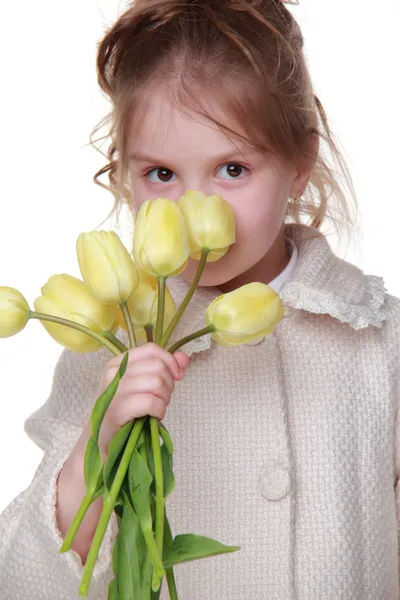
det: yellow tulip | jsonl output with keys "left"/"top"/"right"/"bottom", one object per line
{"left": 34, "top": 274, "right": 118, "bottom": 352}
{"left": 178, "top": 190, "right": 236, "bottom": 262}
{"left": 77, "top": 230, "right": 139, "bottom": 305}
{"left": 117, "top": 269, "right": 176, "bottom": 332}
{"left": 0, "top": 287, "right": 30, "bottom": 338}
{"left": 205, "top": 282, "right": 284, "bottom": 347}
{"left": 133, "top": 198, "right": 190, "bottom": 277}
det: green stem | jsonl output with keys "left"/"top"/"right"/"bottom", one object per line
{"left": 103, "top": 331, "right": 128, "bottom": 353}
{"left": 155, "top": 276, "right": 166, "bottom": 345}
{"left": 164, "top": 508, "right": 179, "bottom": 598}
{"left": 160, "top": 249, "right": 209, "bottom": 348}
{"left": 142, "top": 521, "right": 165, "bottom": 582}
{"left": 168, "top": 324, "right": 215, "bottom": 354}
{"left": 166, "top": 567, "right": 179, "bottom": 600}
{"left": 150, "top": 417, "right": 164, "bottom": 592}
{"left": 60, "top": 492, "right": 96, "bottom": 553}
{"left": 30, "top": 312, "right": 120, "bottom": 356}
{"left": 145, "top": 324, "right": 154, "bottom": 343}
{"left": 79, "top": 417, "right": 147, "bottom": 597}
{"left": 120, "top": 301, "right": 137, "bottom": 349}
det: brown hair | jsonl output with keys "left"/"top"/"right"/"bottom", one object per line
{"left": 90, "top": 0, "right": 359, "bottom": 249}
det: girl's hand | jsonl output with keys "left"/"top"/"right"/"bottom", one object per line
{"left": 87, "top": 343, "right": 190, "bottom": 457}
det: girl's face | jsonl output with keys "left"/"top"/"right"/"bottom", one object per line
{"left": 127, "top": 89, "right": 309, "bottom": 292}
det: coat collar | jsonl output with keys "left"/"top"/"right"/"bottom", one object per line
{"left": 280, "top": 223, "right": 387, "bottom": 330}
{"left": 165, "top": 223, "right": 388, "bottom": 356}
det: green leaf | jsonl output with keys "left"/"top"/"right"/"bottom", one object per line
{"left": 103, "top": 421, "right": 134, "bottom": 494}
{"left": 162, "top": 512, "right": 179, "bottom": 597}
{"left": 92, "top": 467, "right": 105, "bottom": 501}
{"left": 163, "top": 534, "right": 240, "bottom": 569}
{"left": 142, "top": 554, "right": 154, "bottom": 597}
{"left": 83, "top": 436, "right": 102, "bottom": 492}
{"left": 82, "top": 352, "right": 129, "bottom": 496}
{"left": 151, "top": 581, "right": 163, "bottom": 600}
{"left": 114, "top": 504, "right": 124, "bottom": 520}
{"left": 116, "top": 491, "right": 149, "bottom": 599}
{"left": 137, "top": 427, "right": 146, "bottom": 450}
{"left": 159, "top": 424, "right": 174, "bottom": 455}
{"left": 163, "top": 510, "right": 174, "bottom": 554}
{"left": 90, "top": 352, "right": 129, "bottom": 441}
{"left": 111, "top": 525, "right": 119, "bottom": 576}
{"left": 128, "top": 448, "right": 153, "bottom": 523}
{"left": 114, "top": 472, "right": 131, "bottom": 509}
{"left": 108, "top": 577, "right": 119, "bottom": 600}
{"left": 161, "top": 443, "right": 175, "bottom": 498}
{"left": 142, "top": 423, "right": 156, "bottom": 498}
{"left": 127, "top": 443, "right": 166, "bottom": 583}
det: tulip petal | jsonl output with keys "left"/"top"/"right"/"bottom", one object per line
{"left": 0, "top": 287, "right": 30, "bottom": 338}
{"left": 34, "top": 295, "right": 102, "bottom": 352}
{"left": 133, "top": 199, "right": 190, "bottom": 277}
{"left": 206, "top": 282, "right": 284, "bottom": 347}
{"left": 178, "top": 191, "right": 235, "bottom": 262}
{"left": 34, "top": 274, "right": 118, "bottom": 352}
{"left": 77, "top": 231, "right": 138, "bottom": 304}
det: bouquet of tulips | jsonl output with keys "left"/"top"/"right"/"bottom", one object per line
{"left": 0, "top": 190, "right": 284, "bottom": 599}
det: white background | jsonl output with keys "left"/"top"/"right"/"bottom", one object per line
{"left": 0, "top": 0, "right": 399, "bottom": 513}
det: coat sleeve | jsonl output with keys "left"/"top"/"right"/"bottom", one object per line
{"left": 0, "top": 344, "right": 119, "bottom": 600}
{"left": 395, "top": 403, "right": 400, "bottom": 592}
{"left": 391, "top": 295, "right": 400, "bottom": 590}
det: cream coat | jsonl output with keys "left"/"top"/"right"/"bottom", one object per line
{"left": 1, "top": 223, "right": 399, "bottom": 599}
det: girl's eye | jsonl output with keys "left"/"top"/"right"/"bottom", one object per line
{"left": 217, "top": 163, "right": 247, "bottom": 180}
{"left": 146, "top": 167, "right": 177, "bottom": 184}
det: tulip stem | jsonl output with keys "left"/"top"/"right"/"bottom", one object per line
{"left": 145, "top": 324, "right": 154, "bottom": 343}
{"left": 120, "top": 301, "right": 137, "bottom": 348}
{"left": 150, "top": 416, "right": 164, "bottom": 592}
{"left": 155, "top": 277, "right": 166, "bottom": 345}
{"left": 160, "top": 249, "right": 209, "bottom": 348}
{"left": 166, "top": 565, "right": 179, "bottom": 600}
{"left": 103, "top": 331, "right": 128, "bottom": 353}
{"left": 29, "top": 312, "right": 120, "bottom": 356}
{"left": 168, "top": 324, "right": 215, "bottom": 354}
{"left": 79, "top": 417, "right": 147, "bottom": 596}
{"left": 59, "top": 490, "right": 96, "bottom": 553}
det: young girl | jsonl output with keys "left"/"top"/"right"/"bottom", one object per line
{"left": 1, "top": 1, "right": 399, "bottom": 599}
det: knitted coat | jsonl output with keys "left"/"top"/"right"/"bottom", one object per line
{"left": 1, "top": 222, "right": 399, "bottom": 600}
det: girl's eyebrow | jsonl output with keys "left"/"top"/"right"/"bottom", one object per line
{"left": 128, "top": 149, "right": 256, "bottom": 164}
{"left": 128, "top": 151, "right": 170, "bottom": 163}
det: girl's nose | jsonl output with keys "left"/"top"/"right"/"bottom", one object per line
{"left": 183, "top": 181, "right": 214, "bottom": 196}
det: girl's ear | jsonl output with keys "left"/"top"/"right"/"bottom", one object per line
{"left": 289, "top": 132, "right": 319, "bottom": 198}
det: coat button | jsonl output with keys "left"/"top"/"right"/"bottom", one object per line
{"left": 259, "top": 463, "right": 291, "bottom": 501}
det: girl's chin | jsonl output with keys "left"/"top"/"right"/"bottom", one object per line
{"left": 180, "top": 257, "right": 234, "bottom": 288}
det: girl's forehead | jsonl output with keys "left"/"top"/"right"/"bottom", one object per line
{"left": 127, "top": 90, "right": 255, "bottom": 157}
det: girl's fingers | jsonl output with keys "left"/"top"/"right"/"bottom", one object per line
{"left": 108, "top": 357, "right": 174, "bottom": 392}
{"left": 126, "top": 358, "right": 175, "bottom": 390}
{"left": 116, "top": 373, "right": 173, "bottom": 404}
{"left": 99, "top": 395, "right": 167, "bottom": 449}
{"left": 115, "top": 394, "right": 168, "bottom": 423}
{"left": 107, "top": 343, "right": 182, "bottom": 380}
{"left": 173, "top": 351, "right": 190, "bottom": 374}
